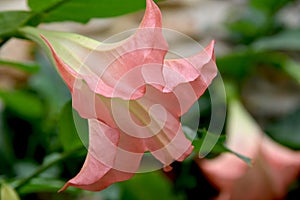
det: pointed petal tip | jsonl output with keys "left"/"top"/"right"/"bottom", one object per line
{"left": 177, "top": 145, "right": 194, "bottom": 162}
{"left": 58, "top": 182, "right": 70, "bottom": 193}
{"left": 163, "top": 165, "right": 173, "bottom": 172}
{"left": 205, "top": 40, "right": 216, "bottom": 62}
{"left": 207, "top": 40, "right": 216, "bottom": 52}
{"left": 146, "top": 0, "right": 158, "bottom": 9}
{"left": 39, "top": 33, "right": 78, "bottom": 91}
{"left": 140, "top": 0, "right": 162, "bottom": 28}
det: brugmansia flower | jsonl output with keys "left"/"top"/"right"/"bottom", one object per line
{"left": 20, "top": 0, "right": 217, "bottom": 191}
{"left": 197, "top": 100, "right": 300, "bottom": 200}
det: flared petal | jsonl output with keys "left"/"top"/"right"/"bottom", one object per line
{"left": 161, "top": 40, "right": 217, "bottom": 115}
{"left": 60, "top": 119, "right": 142, "bottom": 191}
{"left": 198, "top": 100, "right": 262, "bottom": 191}
{"left": 261, "top": 137, "right": 300, "bottom": 197}
{"left": 60, "top": 154, "right": 134, "bottom": 192}
{"left": 72, "top": 80, "right": 118, "bottom": 128}
{"left": 59, "top": 119, "right": 119, "bottom": 191}
{"left": 84, "top": 0, "right": 168, "bottom": 99}
{"left": 198, "top": 101, "right": 300, "bottom": 200}
{"left": 73, "top": 80, "right": 194, "bottom": 167}
{"left": 163, "top": 40, "right": 216, "bottom": 92}
{"left": 106, "top": 84, "right": 194, "bottom": 165}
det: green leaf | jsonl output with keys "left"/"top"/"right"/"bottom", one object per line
{"left": 0, "top": 90, "right": 43, "bottom": 119}
{"left": 224, "top": 147, "right": 252, "bottom": 166}
{"left": 13, "top": 161, "right": 39, "bottom": 179}
{"left": 27, "top": 0, "right": 160, "bottom": 23}
{"left": 0, "top": 59, "right": 39, "bottom": 74}
{"left": 283, "top": 59, "right": 300, "bottom": 84}
{"left": 192, "top": 130, "right": 252, "bottom": 166}
{"left": 28, "top": 0, "right": 64, "bottom": 12}
{"left": 39, "top": 153, "right": 62, "bottom": 178}
{"left": 192, "top": 130, "right": 226, "bottom": 154}
{"left": 250, "top": 0, "right": 295, "bottom": 15}
{"left": 18, "top": 178, "right": 79, "bottom": 194}
{"left": 0, "top": 11, "right": 32, "bottom": 37}
{"left": 119, "top": 171, "right": 179, "bottom": 200}
{"left": 58, "top": 101, "right": 86, "bottom": 152}
{"left": 217, "top": 51, "right": 288, "bottom": 80}
{"left": 253, "top": 29, "right": 300, "bottom": 51}
{"left": 226, "top": 7, "right": 271, "bottom": 44}
{"left": 266, "top": 107, "right": 300, "bottom": 150}
{"left": 13, "top": 147, "right": 86, "bottom": 191}
{"left": 1, "top": 183, "right": 20, "bottom": 200}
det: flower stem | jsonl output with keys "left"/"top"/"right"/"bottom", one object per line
{"left": 13, "top": 146, "right": 85, "bottom": 190}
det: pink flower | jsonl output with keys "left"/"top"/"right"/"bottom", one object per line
{"left": 197, "top": 100, "right": 300, "bottom": 200}
{"left": 21, "top": 0, "right": 217, "bottom": 191}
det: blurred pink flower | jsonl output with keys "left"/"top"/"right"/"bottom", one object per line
{"left": 21, "top": 0, "right": 217, "bottom": 191}
{"left": 197, "top": 100, "right": 300, "bottom": 200}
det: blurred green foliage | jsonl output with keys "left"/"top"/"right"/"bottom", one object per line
{"left": 0, "top": 0, "right": 300, "bottom": 199}
{"left": 0, "top": 11, "right": 31, "bottom": 38}
{"left": 227, "top": 0, "right": 297, "bottom": 44}
{"left": 27, "top": 0, "right": 160, "bottom": 23}
{"left": 0, "top": 0, "right": 162, "bottom": 40}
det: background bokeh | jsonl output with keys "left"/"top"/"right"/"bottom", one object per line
{"left": 0, "top": 0, "right": 300, "bottom": 199}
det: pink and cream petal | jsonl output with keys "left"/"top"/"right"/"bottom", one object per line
{"left": 72, "top": 81, "right": 118, "bottom": 128}
{"left": 163, "top": 40, "right": 216, "bottom": 92}
{"left": 198, "top": 101, "right": 300, "bottom": 200}
{"left": 78, "top": 0, "right": 168, "bottom": 99}
{"left": 59, "top": 120, "right": 119, "bottom": 191}
{"left": 40, "top": 35, "right": 79, "bottom": 91}
{"left": 60, "top": 119, "right": 143, "bottom": 191}
{"left": 89, "top": 119, "right": 143, "bottom": 173}
{"left": 60, "top": 154, "right": 134, "bottom": 192}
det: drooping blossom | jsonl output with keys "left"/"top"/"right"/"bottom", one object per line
{"left": 197, "top": 100, "right": 300, "bottom": 200}
{"left": 20, "top": 0, "right": 217, "bottom": 191}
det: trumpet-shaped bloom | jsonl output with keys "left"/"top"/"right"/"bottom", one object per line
{"left": 197, "top": 101, "right": 300, "bottom": 200}
{"left": 21, "top": 0, "right": 217, "bottom": 191}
